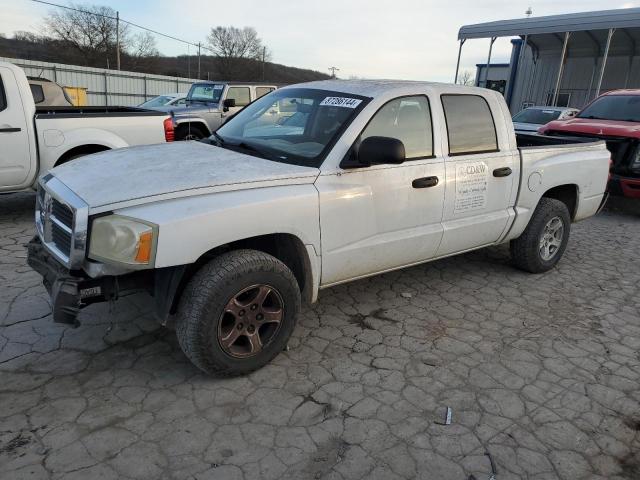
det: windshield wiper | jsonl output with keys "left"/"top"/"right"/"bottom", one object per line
{"left": 229, "top": 141, "right": 275, "bottom": 160}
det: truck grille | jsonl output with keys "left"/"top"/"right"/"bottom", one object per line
{"left": 35, "top": 175, "right": 89, "bottom": 269}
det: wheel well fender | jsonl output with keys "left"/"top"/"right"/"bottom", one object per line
{"left": 155, "top": 233, "right": 313, "bottom": 323}
{"left": 174, "top": 120, "right": 211, "bottom": 136}
{"left": 55, "top": 144, "right": 111, "bottom": 166}
{"left": 541, "top": 184, "right": 578, "bottom": 220}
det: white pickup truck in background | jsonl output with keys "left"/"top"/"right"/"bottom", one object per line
{"left": 0, "top": 61, "right": 174, "bottom": 194}
{"left": 27, "top": 80, "right": 610, "bottom": 376}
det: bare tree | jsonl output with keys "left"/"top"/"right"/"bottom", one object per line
{"left": 13, "top": 31, "right": 42, "bottom": 42}
{"left": 44, "top": 3, "right": 129, "bottom": 65}
{"left": 207, "top": 26, "right": 269, "bottom": 76}
{"left": 129, "top": 32, "right": 159, "bottom": 69}
{"left": 457, "top": 70, "right": 474, "bottom": 86}
{"left": 130, "top": 32, "right": 158, "bottom": 58}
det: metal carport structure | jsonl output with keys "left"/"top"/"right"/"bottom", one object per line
{"left": 456, "top": 8, "right": 640, "bottom": 111}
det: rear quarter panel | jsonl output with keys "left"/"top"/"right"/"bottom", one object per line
{"left": 506, "top": 142, "right": 610, "bottom": 240}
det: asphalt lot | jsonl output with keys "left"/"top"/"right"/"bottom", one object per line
{"left": 1, "top": 191, "right": 639, "bottom": 480}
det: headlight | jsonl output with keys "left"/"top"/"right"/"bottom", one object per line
{"left": 89, "top": 215, "right": 157, "bottom": 267}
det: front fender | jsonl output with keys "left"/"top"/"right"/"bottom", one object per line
{"left": 172, "top": 116, "right": 213, "bottom": 135}
{"left": 113, "top": 185, "right": 322, "bottom": 268}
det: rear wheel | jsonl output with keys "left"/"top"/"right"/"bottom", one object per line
{"left": 175, "top": 249, "right": 300, "bottom": 376}
{"left": 510, "top": 198, "right": 571, "bottom": 273}
{"left": 175, "top": 124, "right": 207, "bottom": 141}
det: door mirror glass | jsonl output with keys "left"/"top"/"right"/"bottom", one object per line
{"left": 358, "top": 136, "right": 405, "bottom": 167}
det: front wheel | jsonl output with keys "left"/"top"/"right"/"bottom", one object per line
{"left": 175, "top": 249, "right": 300, "bottom": 376}
{"left": 510, "top": 198, "right": 571, "bottom": 273}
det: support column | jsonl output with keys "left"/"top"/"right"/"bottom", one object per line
{"left": 596, "top": 28, "right": 616, "bottom": 96}
{"left": 483, "top": 37, "right": 497, "bottom": 88}
{"left": 454, "top": 39, "right": 466, "bottom": 84}
{"left": 116, "top": 11, "right": 121, "bottom": 71}
{"left": 552, "top": 32, "right": 570, "bottom": 106}
{"left": 198, "top": 42, "right": 202, "bottom": 80}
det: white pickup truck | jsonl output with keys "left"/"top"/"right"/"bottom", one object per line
{"left": 0, "top": 61, "right": 174, "bottom": 193}
{"left": 27, "top": 80, "right": 610, "bottom": 376}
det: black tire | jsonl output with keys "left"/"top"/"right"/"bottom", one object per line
{"left": 175, "top": 249, "right": 300, "bottom": 376}
{"left": 175, "top": 124, "right": 207, "bottom": 141}
{"left": 510, "top": 197, "right": 571, "bottom": 273}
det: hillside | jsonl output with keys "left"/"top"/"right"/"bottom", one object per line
{"left": 0, "top": 36, "right": 330, "bottom": 83}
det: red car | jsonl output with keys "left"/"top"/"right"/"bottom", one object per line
{"left": 539, "top": 90, "right": 640, "bottom": 198}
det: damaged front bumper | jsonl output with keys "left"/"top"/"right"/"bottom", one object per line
{"left": 27, "top": 236, "right": 157, "bottom": 326}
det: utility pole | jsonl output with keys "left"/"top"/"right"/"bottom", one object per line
{"left": 262, "top": 46, "right": 266, "bottom": 81}
{"left": 116, "top": 11, "right": 120, "bottom": 70}
{"left": 328, "top": 66, "right": 339, "bottom": 78}
{"left": 198, "top": 42, "right": 201, "bottom": 79}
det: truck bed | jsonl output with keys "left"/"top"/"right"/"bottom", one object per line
{"left": 35, "top": 106, "right": 168, "bottom": 119}
{"left": 516, "top": 132, "right": 602, "bottom": 149}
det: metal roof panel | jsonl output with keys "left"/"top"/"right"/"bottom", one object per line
{"left": 459, "top": 8, "right": 640, "bottom": 40}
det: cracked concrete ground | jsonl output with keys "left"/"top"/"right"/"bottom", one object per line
{"left": 1, "top": 191, "right": 639, "bottom": 480}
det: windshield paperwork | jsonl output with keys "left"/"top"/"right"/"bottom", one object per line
{"left": 215, "top": 88, "right": 369, "bottom": 167}
{"left": 578, "top": 95, "right": 640, "bottom": 122}
{"left": 513, "top": 108, "right": 562, "bottom": 125}
{"left": 187, "top": 83, "right": 225, "bottom": 103}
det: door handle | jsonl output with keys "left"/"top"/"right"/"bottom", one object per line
{"left": 493, "top": 167, "right": 512, "bottom": 177}
{"left": 412, "top": 176, "right": 439, "bottom": 188}
{"left": 0, "top": 127, "right": 21, "bottom": 133}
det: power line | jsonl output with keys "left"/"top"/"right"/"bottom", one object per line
{"left": 31, "top": 0, "right": 215, "bottom": 53}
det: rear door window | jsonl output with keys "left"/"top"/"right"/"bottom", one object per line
{"left": 30, "top": 84, "right": 45, "bottom": 104}
{"left": 441, "top": 94, "right": 498, "bottom": 155}
{"left": 0, "top": 75, "right": 6, "bottom": 112}
{"left": 256, "top": 87, "right": 275, "bottom": 99}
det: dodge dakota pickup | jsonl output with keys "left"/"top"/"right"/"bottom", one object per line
{"left": 0, "top": 61, "right": 174, "bottom": 194}
{"left": 27, "top": 80, "right": 610, "bottom": 376}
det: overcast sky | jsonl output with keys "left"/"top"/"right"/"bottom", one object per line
{"left": 3, "top": 0, "right": 639, "bottom": 81}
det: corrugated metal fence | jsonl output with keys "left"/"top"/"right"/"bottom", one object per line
{"left": 1, "top": 56, "right": 198, "bottom": 106}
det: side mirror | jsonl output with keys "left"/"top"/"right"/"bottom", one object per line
{"left": 223, "top": 98, "right": 236, "bottom": 112}
{"left": 357, "top": 136, "right": 405, "bottom": 167}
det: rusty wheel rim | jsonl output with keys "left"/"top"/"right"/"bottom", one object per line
{"left": 217, "top": 284, "right": 284, "bottom": 358}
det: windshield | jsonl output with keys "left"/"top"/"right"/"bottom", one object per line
{"left": 578, "top": 95, "right": 640, "bottom": 122}
{"left": 187, "top": 84, "right": 225, "bottom": 103}
{"left": 140, "top": 96, "right": 174, "bottom": 108}
{"left": 216, "top": 88, "right": 369, "bottom": 167}
{"left": 513, "top": 108, "right": 562, "bottom": 125}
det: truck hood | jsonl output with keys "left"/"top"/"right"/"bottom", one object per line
{"left": 540, "top": 117, "right": 640, "bottom": 138}
{"left": 51, "top": 142, "right": 320, "bottom": 212}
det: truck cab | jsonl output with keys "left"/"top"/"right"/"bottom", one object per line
{"left": 167, "top": 81, "right": 277, "bottom": 140}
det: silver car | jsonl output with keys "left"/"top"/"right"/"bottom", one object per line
{"left": 139, "top": 93, "right": 187, "bottom": 109}
{"left": 513, "top": 106, "right": 579, "bottom": 133}
{"left": 161, "top": 82, "right": 277, "bottom": 140}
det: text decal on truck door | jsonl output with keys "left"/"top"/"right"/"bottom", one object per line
{"left": 319, "top": 97, "right": 363, "bottom": 108}
{"left": 454, "top": 161, "right": 489, "bottom": 214}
